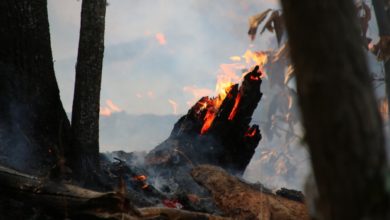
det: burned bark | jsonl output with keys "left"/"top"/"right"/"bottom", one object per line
{"left": 0, "top": 164, "right": 232, "bottom": 220}
{"left": 146, "top": 66, "right": 263, "bottom": 174}
{"left": 280, "top": 0, "right": 390, "bottom": 219}
{"left": 191, "top": 165, "right": 309, "bottom": 220}
{"left": 0, "top": 164, "right": 140, "bottom": 219}
{"left": 0, "top": 0, "right": 71, "bottom": 175}
{"left": 69, "top": 0, "right": 107, "bottom": 182}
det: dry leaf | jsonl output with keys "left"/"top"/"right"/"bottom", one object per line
{"left": 248, "top": 9, "right": 272, "bottom": 41}
{"left": 260, "top": 10, "right": 285, "bottom": 45}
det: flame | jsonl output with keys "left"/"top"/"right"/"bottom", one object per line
{"left": 100, "top": 99, "right": 122, "bottom": 116}
{"left": 200, "top": 85, "right": 234, "bottom": 134}
{"left": 201, "top": 109, "right": 217, "bottom": 134}
{"left": 228, "top": 93, "right": 241, "bottom": 120}
{"left": 183, "top": 86, "right": 214, "bottom": 106}
{"left": 155, "top": 32, "right": 167, "bottom": 45}
{"left": 168, "top": 99, "right": 178, "bottom": 114}
{"left": 230, "top": 56, "right": 242, "bottom": 62}
{"left": 106, "top": 99, "right": 122, "bottom": 112}
{"left": 133, "top": 175, "right": 149, "bottom": 189}
{"left": 185, "top": 48, "right": 268, "bottom": 134}
{"left": 243, "top": 49, "right": 268, "bottom": 66}
{"left": 133, "top": 175, "right": 147, "bottom": 181}
{"left": 245, "top": 127, "right": 257, "bottom": 137}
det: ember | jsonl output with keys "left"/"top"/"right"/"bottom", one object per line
{"left": 228, "top": 93, "right": 241, "bottom": 120}
{"left": 245, "top": 127, "right": 257, "bottom": 137}
{"left": 133, "top": 175, "right": 147, "bottom": 182}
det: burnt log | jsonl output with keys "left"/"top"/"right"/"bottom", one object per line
{"left": 0, "top": 164, "right": 141, "bottom": 219}
{"left": 191, "top": 165, "right": 309, "bottom": 220}
{"left": 0, "top": 164, "right": 234, "bottom": 220}
{"left": 146, "top": 66, "right": 263, "bottom": 174}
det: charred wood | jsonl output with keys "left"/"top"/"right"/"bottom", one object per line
{"left": 146, "top": 66, "right": 263, "bottom": 174}
{"left": 191, "top": 165, "right": 309, "bottom": 220}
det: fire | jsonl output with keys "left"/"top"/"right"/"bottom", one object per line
{"left": 183, "top": 86, "right": 214, "bottom": 106}
{"left": 106, "top": 99, "right": 122, "bottom": 112}
{"left": 133, "top": 175, "right": 147, "bottom": 181}
{"left": 228, "top": 93, "right": 241, "bottom": 120}
{"left": 201, "top": 109, "right": 217, "bottom": 134}
{"left": 155, "top": 32, "right": 167, "bottom": 45}
{"left": 230, "top": 56, "right": 242, "bottom": 62}
{"left": 133, "top": 175, "right": 149, "bottom": 189}
{"left": 100, "top": 99, "right": 122, "bottom": 116}
{"left": 245, "top": 127, "right": 257, "bottom": 137}
{"left": 243, "top": 49, "right": 268, "bottom": 67}
{"left": 168, "top": 99, "right": 178, "bottom": 114}
{"left": 185, "top": 48, "right": 268, "bottom": 134}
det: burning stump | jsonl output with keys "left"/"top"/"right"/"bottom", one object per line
{"left": 146, "top": 66, "right": 263, "bottom": 174}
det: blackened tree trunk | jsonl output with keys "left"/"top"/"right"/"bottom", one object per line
{"left": 280, "top": 0, "right": 390, "bottom": 219}
{"left": 0, "top": 0, "right": 71, "bottom": 175}
{"left": 372, "top": 0, "right": 390, "bottom": 118}
{"left": 69, "top": 0, "right": 107, "bottom": 182}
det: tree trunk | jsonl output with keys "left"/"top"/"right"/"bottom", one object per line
{"left": 280, "top": 0, "right": 390, "bottom": 219}
{"left": 0, "top": 0, "right": 71, "bottom": 175}
{"left": 69, "top": 0, "right": 107, "bottom": 182}
{"left": 372, "top": 0, "right": 390, "bottom": 119}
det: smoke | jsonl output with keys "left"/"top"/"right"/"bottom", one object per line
{"left": 48, "top": 0, "right": 278, "bottom": 115}
{"left": 47, "top": 0, "right": 315, "bottom": 190}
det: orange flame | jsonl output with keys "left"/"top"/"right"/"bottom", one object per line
{"left": 106, "top": 99, "right": 122, "bottom": 112}
{"left": 245, "top": 128, "right": 257, "bottom": 137}
{"left": 100, "top": 99, "right": 122, "bottom": 116}
{"left": 228, "top": 93, "right": 241, "bottom": 120}
{"left": 185, "top": 48, "right": 268, "bottom": 134}
{"left": 155, "top": 33, "right": 167, "bottom": 45}
{"left": 183, "top": 86, "right": 214, "bottom": 106}
{"left": 243, "top": 49, "right": 268, "bottom": 67}
{"left": 133, "top": 175, "right": 147, "bottom": 181}
{"left": 133, "top": 175, "right": 148, "bottom": 190}
{"left": 201, "top": 109, "right": 217, "bottom": 134}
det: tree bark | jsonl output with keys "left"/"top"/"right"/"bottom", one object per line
{"left": 0, "top": 0, "right": 71, "bottom": 175}
{"left": 70, "top": 0, "right": 107, "bottom": 182}
{"left": 280, "top": 0, "right": 390, "bottom": 219}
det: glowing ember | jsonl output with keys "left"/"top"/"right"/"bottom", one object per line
{"left": 155, "top": 32, "right": 167, "bottom": 45}
{"left": 228, "top": 93, "right": 241, "bottom": 120}
{"left": 201, "top": 108, "right": 217, "bottom": 134}
{"left": 245, "top": 128, "right": 257, "bottom": 137}
{"left": 133, "top": 175, "right": 149, "bottom": 189}
{"left": 133, "top": 175, "right": 147, "bottom": 181}
{"left": 168, "top": 99, "right": 178, "bottom": 114}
